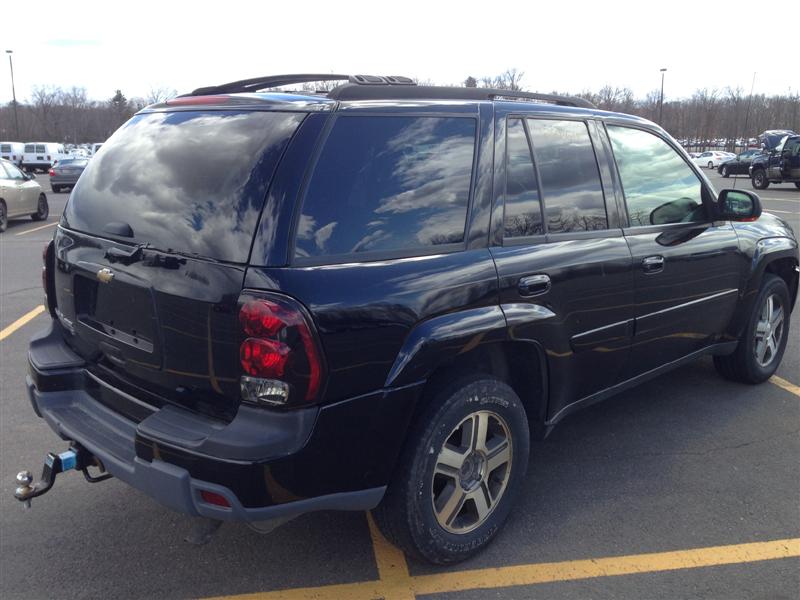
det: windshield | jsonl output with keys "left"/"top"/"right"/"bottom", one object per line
{"left": 63, "top": 110, "right": 304, "bottom": 263}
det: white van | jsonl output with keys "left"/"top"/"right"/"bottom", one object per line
{"left": 0, "top": 142, "right": 25, "bottom": 167}
{"left": 22, "top": 143, "right": 67, "bottom": 173}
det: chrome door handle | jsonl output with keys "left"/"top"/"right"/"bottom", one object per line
{"left": 518, "top": 274, "right": 551, "bottom": 297}
{"left": 642, "top": 255, "right": 665, "bottom": 273}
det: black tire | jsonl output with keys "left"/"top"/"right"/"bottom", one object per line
{"left": 51, "top": 185, "right": 61, "bottom": 193}
{"left": 0, "top": 200, "right": 7, "bottom": 233}
{"left": 795, "top": 182, "right": 800, "bottom": 189}
{"left": 31, "top": 194, "right": 49, "bottom": 221}
{"left": 751, "top": 169, "right": 769, "bottom": 189}
{"left": 714, "top": 274, "right": 790, "bottom": 384}
{"left": 721, "top": 166, "right": 729, "bottom": 177}
{"left": 708, "top": 161, "right": 714, "bottom": 169}
{"left": 373, "top": 376, "right": 530, "bottom": 564}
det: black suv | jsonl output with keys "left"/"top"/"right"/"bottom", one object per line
{"left": 750, "top": 130, "right": 800, "bottom": 189}
{"left": 17, "top": 74, "right": 799, "bottom": 564}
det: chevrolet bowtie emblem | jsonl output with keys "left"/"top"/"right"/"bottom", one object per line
{"left": 97, "top": 268, "right": 115, "bottom": 283}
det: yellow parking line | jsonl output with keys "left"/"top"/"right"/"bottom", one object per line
{"left": 203, "top": 536, "right": 800, "bottom": 600}
{"left": 0, "top": 305, "right": 45, "bottom": 341}
{"left": 367, "top": 513, "right": 413, "bottom": 600}
{"left": 14, "top": 221, "right": 58, "bottom": 236}
{"left": 770, "top": 375, "right": 800, "bottom": 397}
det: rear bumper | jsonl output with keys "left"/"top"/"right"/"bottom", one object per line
{"left": 27, "top": 321, "right": 422, "bottom": 521}
{"left": 49, "top": 176, "right": 79, "bottom": 186}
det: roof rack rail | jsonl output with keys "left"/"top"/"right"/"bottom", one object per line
{"left": 327, "top": 85, "right": 596, "bottom": 108}
{"left": 187, "top": 74, "right": 416, "bottom": 96}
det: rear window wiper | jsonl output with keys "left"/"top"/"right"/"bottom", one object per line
{"left": 105, "top": 242, "right": 212, "bottom": 267}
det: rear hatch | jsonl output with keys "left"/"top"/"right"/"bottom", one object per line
{"left": 54, "top": 108, "right": 306, "bottom": 420}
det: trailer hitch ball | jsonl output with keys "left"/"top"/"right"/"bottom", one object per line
{"left": 15, "top": 471, "right": 34, "bottom": 509}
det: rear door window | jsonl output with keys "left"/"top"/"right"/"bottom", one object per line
{"left": 24, "top": 144, "right": 34, "bottom": 153}
{"left": 526, "top": 119, "right": 608, "bottom": 233}
{"left": 63, "top": 110, "right": 304, "bottom": 263}
{"left": 294, "top": 115, "right": 476, "bottom": 260}
{"left": 35, "top": 145, "right": 46, "bottom": 153}
{"left": 607, "top": 125, "right": 707, "bottom": 226}
{"left": 0, "top": 144, "right": 10, "bottom": 153}
{"left": 504, "top": 118, "right": 543, "bottom": 237}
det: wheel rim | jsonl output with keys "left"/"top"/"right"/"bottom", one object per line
{"left": 431, "top": 410, "right": 513, "bottom": 534}
{"left": 755, "top": 173, "right": 764, "bottom": 186}
{"left": 754, "top": 293, "right": 784, "bottom": 368}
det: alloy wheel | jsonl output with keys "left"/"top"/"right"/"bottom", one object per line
{"left": 431, "top": 410, "right": 513, "bottom": 534}
{"left": 754, "top": 293, "right": 784, "bottom": 368}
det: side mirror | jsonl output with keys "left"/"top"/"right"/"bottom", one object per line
{"left": 718, "top": 189, "right": 761, "bottom": 222}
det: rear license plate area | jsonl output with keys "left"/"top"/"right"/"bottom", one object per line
{"left": 74, "top": 275, "right": 155, "bottom": 353}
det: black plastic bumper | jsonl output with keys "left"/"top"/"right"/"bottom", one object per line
{"left": 27, "top": 322, "right": 423, "bottom": 521}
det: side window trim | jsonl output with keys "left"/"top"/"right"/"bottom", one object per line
{"left": 289, "top": 112, "right": 480, "bottom": 266}
{"left": 604, "top": 121, "right": 715, "bottom": 232}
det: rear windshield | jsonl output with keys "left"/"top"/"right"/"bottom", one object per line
{"left": 0, "top": 144, "right": 11, "bottom": 152}
{"left": 64, "top": 110, "right": 304, "bottom": 263}
{"left": 59, "top": 159, "right": 89, "bottom": 167}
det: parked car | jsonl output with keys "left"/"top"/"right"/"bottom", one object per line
{"left": 22, "top": 143, "right": 67, "bottom": 173}
{"left": 693, "top": 151, "right": 736, "bottom": 169}
{"left": 0, "top": 159, "right": 49, "bottom": 232}
{"left": 16, "top": 75, "right": 799, "bottom": 565}
{"left": 49, "top": 158, "right": 89, "bottom": 192}
{"left": 1, "top": 141, "right": 25, "bottom": 167}
{"left": 750, "top": 133, "right": 800, "bottom": 189}
{"left": 718, "top": 149, "right": 763, "bottom": 177}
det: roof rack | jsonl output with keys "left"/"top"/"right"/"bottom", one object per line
{"left": 186, "top": 73, "right": 596, "bottom": 109}
{"left": 327, "top": 84, "right": 595, "bottom": 108}
{"left": 188, "top": 74, "right": 416, "bottom": 96}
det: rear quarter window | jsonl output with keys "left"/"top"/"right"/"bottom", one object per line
{"left": 294, "top": 115, "right": 476, "bottom": 261}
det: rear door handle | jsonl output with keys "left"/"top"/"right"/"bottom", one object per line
{"left": 518, "top": 274, "right": 551, "bottom": 297}
{"left": 642, "top": 255, "right": 665, "bottom": 273}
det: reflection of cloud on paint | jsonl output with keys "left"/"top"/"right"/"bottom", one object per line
{"left": 296, "top": 214, "right": 316, "bottom": 240}
{"left": 314, "top": 222, "right": 336, "bottom": 250}
{"left": 46, "top": 39, "right": 101, "bottom": 47}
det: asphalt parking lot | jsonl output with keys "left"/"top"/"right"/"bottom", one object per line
{"left": 1, "top": 174, "right": 798, "bottom": 600}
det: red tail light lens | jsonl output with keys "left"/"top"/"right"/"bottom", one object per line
{"left": 49, "top": 168, "right": 55, "bottom": 176}
{"left": 238, "top": 294, "right": 324, "bottom": 407}
{"left": 199, "top": 490, "right": 231, "bottom": 507}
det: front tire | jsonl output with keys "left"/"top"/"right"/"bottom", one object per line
{"left": 0, "top": 201, "right": 7, "bottom": 233}
{"left": 714, "top": 274, "right": 790, "bottom": 383}
{"left": 751, "top": 169, "right": 769, "bottom": 189}
{"left": 31, "top": 194, "right": 49, "bottom": 221}
{"left": 373, "top": 376, "right": 530, "bottom": 564}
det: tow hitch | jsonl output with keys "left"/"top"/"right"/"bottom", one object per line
{"left": 14, "top": 445, "right": 112, "bottom": 509}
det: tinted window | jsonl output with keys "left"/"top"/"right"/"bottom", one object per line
{"left": 295, "top": 116, "right": 475, "bottom": 259}
{"left": 36, "top": 145, "right": 46, "bottom": 153}
{"left": 25, "top": 145, "right": 34, "bottom": 153}
{"left": 608, "top": 126, "right": 707, "bottom": 227}
{"left": 60, "top": 159, "right": 89, "bottom": 167}
{"left": 527, "top": 119, "right": 607, "bottom": 233}
{"left": 64, "top": 110, "right": 303, "bottom": 263}
{"left": 504, "top": 119, "right": 543, "bottom": 238}
{"left": 0, "top": 144, "right": 10, "bottom": 153}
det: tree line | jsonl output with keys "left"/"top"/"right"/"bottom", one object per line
{"left": 1, "top": 72, "right": 797, "bottom": 151}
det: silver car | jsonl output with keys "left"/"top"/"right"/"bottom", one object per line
{"left": 0, "top": 159, "right": 49, "bottom": 232}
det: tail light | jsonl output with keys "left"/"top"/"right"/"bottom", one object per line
{"left": 47, "top": 155, "right": 51, "bottom": 161}
{"left": 238, "top": 292, "right": 324, "bottom": 407}
{"left": 49, "top": 168, "right": 55, "bottom": 176}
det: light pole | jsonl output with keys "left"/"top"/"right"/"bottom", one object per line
{"left": 658, "top": 68, "right": 667, "bottom": 125}
{"left": 5, "top": 50, "right": 20, "bottom": 139}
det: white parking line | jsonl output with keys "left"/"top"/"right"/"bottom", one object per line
{"left": 765, "top": 209, "right": 798, "bottom": 215}
{"left": 13, "top": 221, "right": 58, "bottom": 236}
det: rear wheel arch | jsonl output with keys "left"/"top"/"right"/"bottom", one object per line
{"left": 408, "top": 340, "right": 549, "bottom": 440}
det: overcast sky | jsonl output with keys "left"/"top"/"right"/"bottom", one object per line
{"left": 2, "top": 0, "right": 796, "bottom": 104}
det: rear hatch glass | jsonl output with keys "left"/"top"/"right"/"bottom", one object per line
{"left": 63, "top": 110, "right": 305, "bottom": 263}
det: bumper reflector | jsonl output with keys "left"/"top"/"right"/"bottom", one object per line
{"left": 200, "top": 490, "right": 231, "bottom": 508}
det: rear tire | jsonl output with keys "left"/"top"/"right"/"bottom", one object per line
{"left": 708, "top": 161, "right": 714, "bottom": 169}
{"left": 373, "top": 376, "right": 530, "bottom": 564}
{"left": 751, "top": 169, "right": 769, "bottom": 189}
{"left": 31, "top": 194, "right": 49, "bottom": 221}
{"left": 714, "top": 274, "right": 790, "bottom": 384}
{"left": 51, "top": 185, "right": 61, "bottom": 193}
{"left": 0, "top": 200, "right": 7, "bottom": 233}
{"left": 722, "top": 166, "right": 729, "bottom": 177}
